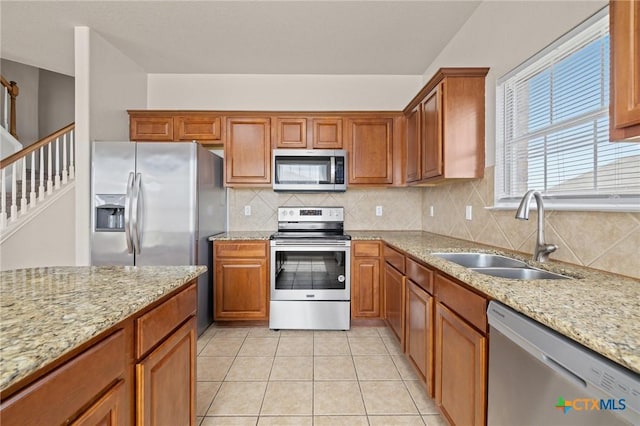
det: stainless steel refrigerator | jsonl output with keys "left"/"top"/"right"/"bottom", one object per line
{"left": 91, "top": 141, "right": 227, "bottom": 335}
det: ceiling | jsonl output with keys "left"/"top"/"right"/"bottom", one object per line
{"left": 1, "top": 1, "right": 481, "bottom": 77}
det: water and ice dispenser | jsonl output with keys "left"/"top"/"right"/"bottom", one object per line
{"left": 95, "top": 194, "right": 126, "bottom": 231}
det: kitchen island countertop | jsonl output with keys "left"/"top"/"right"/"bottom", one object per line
{"left": 348, "top": 230, "right": 640, "bottom": 375}
{"left": 0, "top": 265, "right": 206, "bottom": 393}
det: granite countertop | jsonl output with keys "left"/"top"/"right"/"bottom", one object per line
{"left": 0, "top": 265, "right": 206, "bottom": 393}
{"left": 349, "top": 231, "right": 640, "bottom": 375}
{"left": 209, "top": 231, "right": 273, "bottom": 241}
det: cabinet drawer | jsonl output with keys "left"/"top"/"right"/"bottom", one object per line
{"left": 215, "top": 241, "right": 268, "bottom": 258}
{"left": 384, "top": 245, "right": 405, "bottom": 273}
{"left": 353, "top": 241, "right": 381, "bottom": 257}
{"left": 136, "top": 283, "right": 197, "bottom": 358}
{"left": 435, "top": 274, "right": 487, "bottom": 333}
{"left": 0, "top": 330, "right": 127, "bottom": 426}
{"left": 406, "top": 258, "right": 434, "bottom": 294}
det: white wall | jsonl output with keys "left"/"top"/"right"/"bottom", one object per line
{"left": 0, "top": 187, "right": 76, "bottom": 270}
{"left": 147, "top": 74, "right": 422, "bottom": 110}
{"left": 74, "top": 27, "right": 147, "bottom": 265}
{"left": 38, "top": 68, "right": 75, "bottom": 138}
{"left": 0, "top": 59, "right": 39, "bottom": 146}
{"left": 421, "top": 0, "right": 607, "bottom": 166}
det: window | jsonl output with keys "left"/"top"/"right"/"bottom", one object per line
{"left": 495, "top": 7, "right": 640, "bottom": 211}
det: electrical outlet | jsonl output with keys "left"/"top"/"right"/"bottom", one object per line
{"left": 465, "top": 205, "right": 473, "bottom": 220}
{"left": 244, "top": 205, "right": 251, "bottom": 216}
{"left": 375, "top": 206, "right": 383, "bottom": 216}
{"left": 430, "top": 205, "right": 434, "bottom": 217}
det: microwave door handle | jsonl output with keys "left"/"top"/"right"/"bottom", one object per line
{"left": 330, "top": 156, "right": 336, "bottom": 184}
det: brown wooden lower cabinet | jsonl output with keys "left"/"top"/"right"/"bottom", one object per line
{"left": 0, "top": 281, "right": 198, "bottom": 425}
{"left": 405, "top": 279, "right": 434, "bottom": 396}
{"left": 214, "top": 240, "right": 269, "bottom": 320}
{"left": 384, "top": 261, "right": 405, "bottom": 344}
{"left": 71, "top": 379, "right": 127, "bottom": 426}
{"left": 435, "top": 302, "right": 487, "bottom": 426}
{"left": 351, "top": 241, "right": 382, "bottom": 318}
{"left": 137, "top": 317, "right": 197, "bottom": 426}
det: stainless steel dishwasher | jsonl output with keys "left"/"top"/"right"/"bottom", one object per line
{"left": 487, "top": 301, "right": 640, "bottom": 426}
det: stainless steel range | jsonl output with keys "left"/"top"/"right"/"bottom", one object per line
{"left": 269, "top": 207, "right": 351, "bottom": 330}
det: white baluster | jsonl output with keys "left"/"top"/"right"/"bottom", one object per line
{"left": 47, "top": 142, "right": 53, "bottom": 194}
{"left": 38, "top": 146, "right": 45, "bottom": 201}
{"left": 20, "top": 157, "right": 27, "bottom": 213}
{"left": 30, "top": 152, "right": 36, "bottom": 207}
{"left": 54, "top": 137, "right": 61, "bottom": 189}
{"left": 69, "top": 129, "right": 75, "bottom": 179}
{"left": 1, "top": 168, "right": 6, "bottom": 229}
{"left": 62, "top": 133, "right": 68, "bottom": 184}
{"left": 10, "top": 164, "right": 17, "bottom": 220}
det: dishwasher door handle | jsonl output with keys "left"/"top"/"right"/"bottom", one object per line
{"left": 542, "top": 354, "right": 587, "bottom": 388}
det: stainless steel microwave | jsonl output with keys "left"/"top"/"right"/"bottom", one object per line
{"left": 272, "top": 149, "right": 347, "bottom": 192}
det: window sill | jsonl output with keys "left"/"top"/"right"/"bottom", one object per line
{"left": 488, "top": 200, "right": 640, "bottom": 213}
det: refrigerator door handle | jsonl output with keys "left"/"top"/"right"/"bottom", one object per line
{"left": 131, "top": 172, "right": 142, "bottom": 255}
{"left": 124, "top": 172, "right": 135, "bottom": 254}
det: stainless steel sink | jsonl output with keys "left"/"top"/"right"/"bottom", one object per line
{"left": 432, "top": 252, "right": 528, "bottom": 268}
{"left": 469, "top": 267, "right": 570, "bottom": 280}
{"left": 432, "top": 252, "right": 571, "bottom": 280}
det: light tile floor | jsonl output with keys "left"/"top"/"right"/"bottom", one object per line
{"left": 196, "top": 325, "right": 448, "bottom": 425}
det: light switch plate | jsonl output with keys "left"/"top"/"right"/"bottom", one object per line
{"left": 430, "top": 206, "right": 434, "bottom": 217}
{"left": 376, "top": 206, "right": 383, "bottom": 216}
{"left": 465, "top": 205, "right": 472, "bottom": 220}
{"left": 244, "top": 205, "right": 251, "bottom": 216}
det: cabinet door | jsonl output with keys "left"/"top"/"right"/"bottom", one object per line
{"left": 275, "top": 117, "right": 307, "bottom": 148}
{"left": 435, "top": 303, "right": 486, "bottom": 426}
{"left": 71, "top": 380, "right": 127, "bottom": 426}
{"left": 312, "top": 118, "right": 343, "bottom": 149}
{"left": 352, "top": 257, "right": 381, "bottom": 318}
{"left": 406, "top": 105, "right": 421, "bottom": 183}
{"left": 421, "top": 87, "right": 443, "bottom": 179}
{"left": 174, "top": 115, "right": 222, "bottom": 142}
{"left": 137, "top": 317, "right": 197, "bottom": 426}
{"left": 130, "top": 115, "right": 174, "bottom": 141}
{"left": 610, "top": 0, "right": 640, "bottom": 141}
{"left": 215, "top": 258, "right": 269, "bottom": 320}
{"left": 225, "top": 117, "right": 271, "bottom": 184}
{"left": 406, "top": 280, "right": 434, "bottom": 397}
{"left": 346, "top": 118, "right": 394, "bottom": 185}
{"left": 384, "top": 262, "right": 404, "bottom": 344}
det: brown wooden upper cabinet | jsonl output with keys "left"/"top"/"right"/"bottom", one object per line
{"left": 129, "top": 113, "right": 174, "bottom": 141}
{"left": 224, "top": 117, "right": 271, "bottom": 186}
{"left": 275, "top": 117, "right": 307, "bottom": 148}
{"left": 403, "top": 68, "right": 489, "bottom": 185}
{"left": 312, "top": 118, "right": 343, "bottom": 149}
{"left": 174, "top": 114, "right": 223, "bottom": 142}
{"left": 274, "top": 116, "right": 343, "bottom": 149}
{"left": 346, "top": 117, "right": 394, "bottom": 185}
{"left": 129, "top": 111, "right": 223, "bottom": 143}
{"left": 610, "top": 0, "right": 640, "bottom": 141}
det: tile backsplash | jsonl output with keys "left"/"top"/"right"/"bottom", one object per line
{"left": 228, "top": 168, "right": 639, "bottom": 279}
{"left": 228, "top": 187, "right": 423, "bottom": 231}
{"left": 421, "top": 167, "right": 640, "bottom": 279}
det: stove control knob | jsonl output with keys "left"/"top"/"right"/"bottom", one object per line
{"left": 289, "top": 210, "right": 295, "bottom": 217}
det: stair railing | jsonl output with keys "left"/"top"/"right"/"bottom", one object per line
{"left": 0, "top": 123, "right": 75, "bottom": 230}
{"left": 1, "top": 76, "right": 19, "bottom": 139}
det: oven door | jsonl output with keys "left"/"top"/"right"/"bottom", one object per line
{"left": 270, "top": 240, "right": 351, "bottom": 301}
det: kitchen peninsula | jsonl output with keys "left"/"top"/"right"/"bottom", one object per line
{"left": 0, "top": 265, "right": 206, "bottom": 425}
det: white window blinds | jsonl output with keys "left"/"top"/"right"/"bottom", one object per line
{"left": 495, "top": 7, "right": 640, "bottom": 210}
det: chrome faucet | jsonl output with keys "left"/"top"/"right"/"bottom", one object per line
{"left": 515, "top": 190, "right": 557, "bottom": 262}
